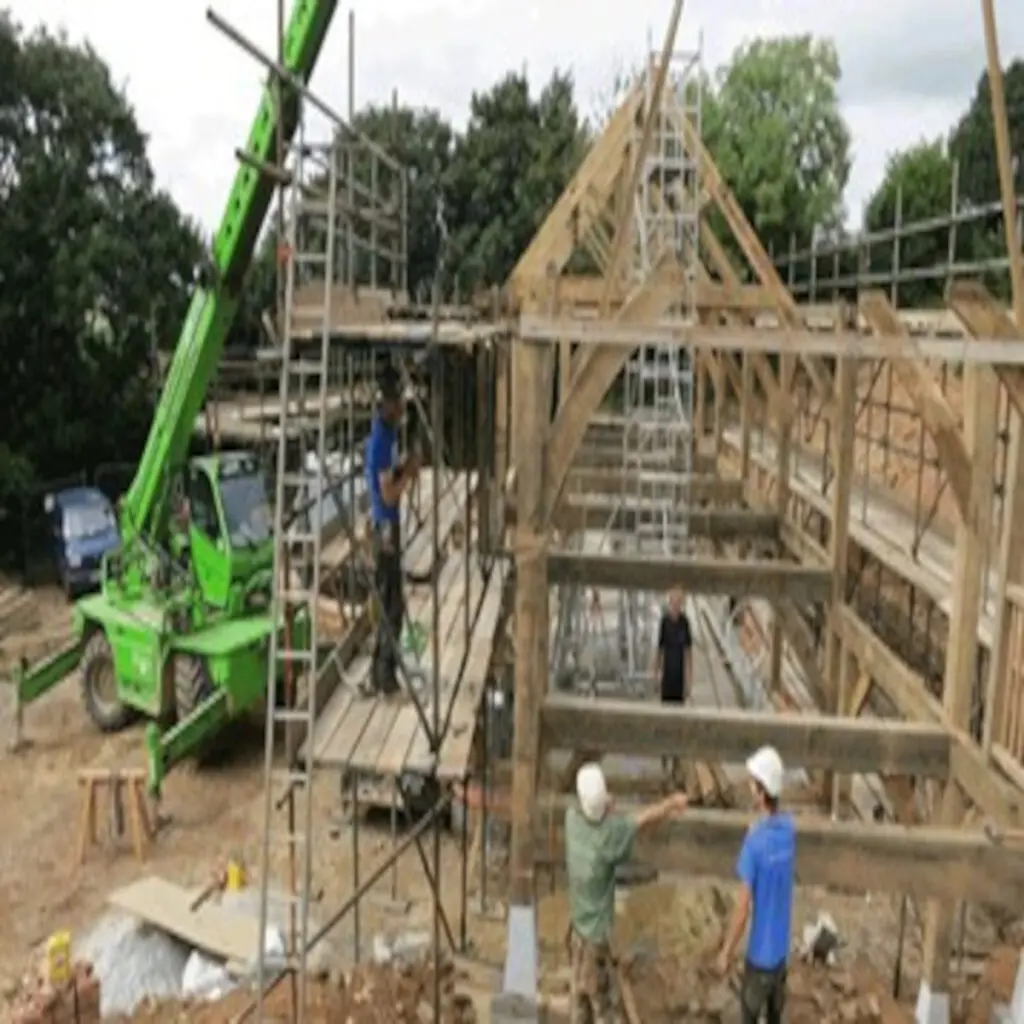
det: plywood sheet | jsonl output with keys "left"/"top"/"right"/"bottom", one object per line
{"left": 107, "top": 876, "right": 260, "bottom": 966}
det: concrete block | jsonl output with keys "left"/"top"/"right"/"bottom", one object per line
{"left": 491, "top": 990, "right": 540, "bottom": 1023}
{"left": 502, "top": 903, "right": 538, "bottom": 998}
{"left": 915, "top": 981, "right": 950, "bottom": 1024}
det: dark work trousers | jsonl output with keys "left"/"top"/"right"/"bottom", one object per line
{"left": 371, "top": 519, "right": 404, "bottom": 696}
{"left": 740, "top": 962, "right": 787, "bottom": 1024}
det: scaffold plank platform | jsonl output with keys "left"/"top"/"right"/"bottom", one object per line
{"left": 300, "top": 467, "right": 506, "bottom": 782}
{"left": 305, "top": 556, "right": 506, "bottom": 782}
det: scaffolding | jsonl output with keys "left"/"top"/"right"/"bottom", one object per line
{"left": 618, "top": 45, "right": 702, "bottom": 680}
{"left": 197, "top": 15, "right": 514, "bottom": 1024}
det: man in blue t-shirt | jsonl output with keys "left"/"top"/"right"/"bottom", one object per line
{"left": 716, "top": 745, "right": 796, "bottom": 1024}
{"left": 364, "top": 364, "right": 419, "bottom": 696}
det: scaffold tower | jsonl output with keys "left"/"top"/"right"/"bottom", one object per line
{"left": 552, "top": 43, "right": 704, "bottom": 693}
{"left": 619, "top": 42, "right": 703, "bottom": 678}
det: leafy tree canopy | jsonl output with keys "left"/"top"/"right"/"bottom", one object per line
{"left": 704, "top": 35, "right": 852, "bottom": 259}
{"left": 949, "top": 59, "right": 1024, "bottom": 208}
{"left": 0, "top": 13, "right": 203, "bottom": 505}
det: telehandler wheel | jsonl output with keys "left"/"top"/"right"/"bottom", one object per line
{"left": 174, "top": 654, "right": 214, "bottom": 720}
{"left": 173, "top": 654, "right": 223, "bottom": 766}
{"left": 80, "top": 631, "right": 132, "bottom": 732}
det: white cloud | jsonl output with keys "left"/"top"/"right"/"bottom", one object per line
{"left": 7, "top": 0, "right": 1023, "bottom": 233}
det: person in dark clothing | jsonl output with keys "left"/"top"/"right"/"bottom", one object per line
{"left": 653, "top": 586, "right": 693, "bottom": 783}
{"left": 365, "top": 365, "right": 419, "bottom": 697}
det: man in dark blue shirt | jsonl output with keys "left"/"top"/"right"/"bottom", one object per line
{"left": 716, "top": 745, "right": 796, "bottom": 1024}
{"left": 365, "top": 364, "right": 419, "bottom": 696}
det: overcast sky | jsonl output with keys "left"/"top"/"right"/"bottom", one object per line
{"left": 8, "top": 0, "right": 1024, "bottom": 234}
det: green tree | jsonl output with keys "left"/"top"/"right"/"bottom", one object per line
{"left": 0, "top": 15, "right": 203, "bottom": 510}
{"left": 445, "top": 70, "right": 588, "bottom": 293}
{"left": 863, "top": 140, "right": 956, "bottom": 306}
{"left": 705, "top": 35, "right": 852, "bottom": 265}
{"left": 949, "top": 60, "right": 1024, "bottom": 207}
{"left": 946, "top": 61, "right": 1024, "bottom": 300}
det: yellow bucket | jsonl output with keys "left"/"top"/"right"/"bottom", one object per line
{"left": 45, "top": 931, "right": 72, "bottom": 984}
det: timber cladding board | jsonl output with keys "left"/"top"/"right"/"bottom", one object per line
{"left": 538, "top": 805, "right": 1024, "bottom": 905}
{"left": 546, "top": 553, "right": 831, "bottom": 602}
{"left": 541, "top": 696, "right": 951, "bottom": 777}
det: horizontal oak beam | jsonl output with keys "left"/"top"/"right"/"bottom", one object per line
{"left": 538, "top": 803, "right": 1024, "bottom": 905}
{"left": 547, "top": 553, "right": 831, "bottom": 602}
{"left": 541, "top": 696, "right": 951, "bottom": 777}
{"left": 520, "top": 315, "right": 1024, "bottom": 363}
{"left": 566, "top": 470, "right": 742, "bottom": 504}
{"left": 508, "top": 503, "right": 778, "bottom": 539}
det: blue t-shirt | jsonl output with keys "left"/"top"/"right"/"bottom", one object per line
{"left": 366, "top": 416, "right": 399, "bottom": 524}
{"left": 736, "top": 812, "right": 796, "bottom": 970}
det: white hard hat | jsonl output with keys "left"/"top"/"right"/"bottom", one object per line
{"left": 576, "top": 763, "right": 609, "bottom": 822}
{"left": 746, "top": 746, "right": 784, "bottom": 798}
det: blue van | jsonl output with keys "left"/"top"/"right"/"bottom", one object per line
{"left": 45, "top": 486, "right": 120, "bottom": 596}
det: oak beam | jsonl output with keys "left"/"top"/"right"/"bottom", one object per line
{"left": 508, "top": 339, "right": 551, "bottom": 908}
{"left": 566, "top": 469, "right": 742, "bottom": 504}
{"left": 518, "top": 315, "right": 1024, "bottom": 362}
{"left": 537, "top": 805, "right": 1024, "bottom": 906}
{"left": 541, "top": 696, "right": 951, "bottom": 777}
{"left": 506, "top": 502, "right": 777, "bottom": 539}
{"left": 824, "top": 358, "right": 858, "bottom": 806}
{"left": 547, "top": 553, "right": 831, "bottom": 601}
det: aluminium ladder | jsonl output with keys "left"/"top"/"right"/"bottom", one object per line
{"left": 255, "top": 117, "right": 339, "bottom": 1022}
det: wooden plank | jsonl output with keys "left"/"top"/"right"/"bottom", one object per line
{"left": 318, "top": 694, "right": 377, "bottom": 766}
{"left": 565, "top": 470, "right": 742, "bottom": 505}
{"left": 347, "top": 701, "right": 400, "bottom": 772}
{"left": 107, "top": 876, "right": 259, "bottom": 965}
{"left": 306, "top": 687, "right": 355, "bottom": 762}
{"left": 367, "top": 555, "right": 468, "bottom": 778}
{"left": 547, "top": 553, "right": 830, "bottom": 602}
{"left": 376, "top": 705, "right": 420, "bottom": 777}
{"left": 541, "top": 695, "right": 951, "bottom": 777}
{"left": 346, "top": 550, "right": 465, "bottom": 773}
{"left": 307, "top": 474, "right": 476, "bottom": 766}
{"left": 437, "top": 568, "right": 508, "bottom": 780}
{"left": 508, "top": 502, "right": 777, "bottom": 539}
{"left": 537, "top": 803, "right": 1024, "bottom": 905}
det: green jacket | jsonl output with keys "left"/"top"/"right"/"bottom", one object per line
{"left": 564, "top": 805, "right": 637, "bottom": 943}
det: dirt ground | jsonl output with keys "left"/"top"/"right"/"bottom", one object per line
{"left": 0, "top": 586, "right": 1020, "bottom": 1022}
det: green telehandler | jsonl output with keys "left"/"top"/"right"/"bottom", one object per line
{"left": 12, "top": 0, "right": 343, "bottom": 795}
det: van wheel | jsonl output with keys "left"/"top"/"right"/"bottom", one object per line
{"left": 80, "top": 632, "right": 131, "bottom": 732}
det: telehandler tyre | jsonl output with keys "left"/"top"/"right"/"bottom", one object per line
{"left": 174, "top": 653, "right": 214, "bottom": 720}
{"left": 80, "top": 631, "right": 132, "bottom": 732}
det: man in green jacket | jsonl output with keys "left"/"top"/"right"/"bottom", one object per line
{"left": 565, "top": 762, "right": 688, "bottom": 1023}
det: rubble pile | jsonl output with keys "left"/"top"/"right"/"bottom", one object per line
{"left": 10, "top": 961, "right": 101, "bottom": 1024}
{"left": 122, "top": 952, "right": 484, "bottom": 1023}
